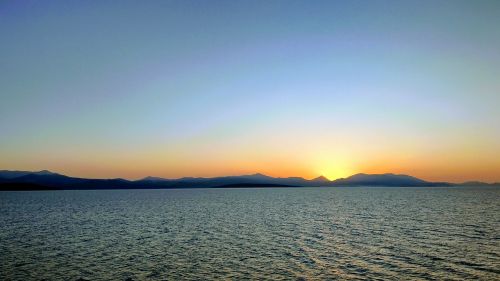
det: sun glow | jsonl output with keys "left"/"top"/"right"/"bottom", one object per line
{"left": 315, "top": 157, "right": 355, "bottom": 180}
{"left": 319, "top": 166, "right": 354, "bottom": 181}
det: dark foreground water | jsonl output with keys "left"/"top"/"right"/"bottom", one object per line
{"left": 0, "top": 187, "right": 499, "bottom": 281}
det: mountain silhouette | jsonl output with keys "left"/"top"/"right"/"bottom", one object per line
{"left": 141, "top": 176, "right": 171, "bottom": 182}
{"left": 1, "top": 170, "right": 496, "bottom": 191}
{"left": 312, "top": 175, "right": 330, "bottom": 182}
{"left": 331, "top": 173, "right": 431, "bottom": 186}
{"left": 0, "top": 170, "right": 59, "bottom": 179}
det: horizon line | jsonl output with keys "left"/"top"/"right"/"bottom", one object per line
{"left": 1, "top": 169, "right": 498, "bottom": 184}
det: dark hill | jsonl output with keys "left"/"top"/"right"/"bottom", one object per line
{"left": 331, "top": 173, "right": 448, "bottom": 187}
{"left": 0, "top": 170, "right": 458, "bottom": 190}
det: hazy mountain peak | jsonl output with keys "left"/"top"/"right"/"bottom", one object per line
{"left": 35, "top": 170, "right": 57, "bottom": 175}
{"left": 333, "top": 172, "right": 429, "bottom": 186}
{"left": 0, "top": 169, "right": 58, "bottom": 179}
{"left": 141, "top": 176, "right": 168, "bottom": 181}
{"left": 248, "top": 173, "right": 270, "bottom": 178}
{"left": 312, "top": 175, "right": 330, "bottom": 181}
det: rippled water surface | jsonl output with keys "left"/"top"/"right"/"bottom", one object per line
{"left": 1, "top": 187, "right": 499, "bottom": 280}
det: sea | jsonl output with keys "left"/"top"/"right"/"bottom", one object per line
{"left": 0, "top": 186, "right": 499, "bottom": 280}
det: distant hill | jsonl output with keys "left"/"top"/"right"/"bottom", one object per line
{"left": 0, "top": 170, "right": 495, "bottom": 191}
{"left": 0, "top": 170, "right": 59, "bottom": 179}
{"left": 457, "top": 181, "right": 491, "bottom": 186}
{"left": 330, "top": 173, "right": 448, "bottom": 187}
{"left": 140, "top": 176, "right": 172, "bottom": 182}
{"left": 312, "top": 175, "right": 330, "bottom": 182}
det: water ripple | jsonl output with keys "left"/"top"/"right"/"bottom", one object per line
{"left": 0, "top": 186, "right": 499, "bottom": 280}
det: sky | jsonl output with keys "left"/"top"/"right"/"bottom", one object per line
{"left": 1, "top": 0, "right": 499, "bottom": 182}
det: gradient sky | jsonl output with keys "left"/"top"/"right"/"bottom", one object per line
{"left": 1, "top": 1, "right": 499, "bottom": 182}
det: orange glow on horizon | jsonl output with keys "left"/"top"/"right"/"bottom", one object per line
{"left": 1, "top": 132, "right": 499, "bottom": 183}
{"left": 2, "top": 161, "right": 499, "bottom": 183}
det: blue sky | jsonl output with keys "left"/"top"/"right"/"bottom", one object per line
{"left": 1, "top": 1, "right": 499, "bottom": 181}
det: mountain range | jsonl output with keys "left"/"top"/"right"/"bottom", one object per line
{"left": 1, "top": 170, "right": 498, "bottom": 191}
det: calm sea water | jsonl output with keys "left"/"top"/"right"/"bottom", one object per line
{"left": 0, "top": 187, "right": 499, "bottom": 281}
